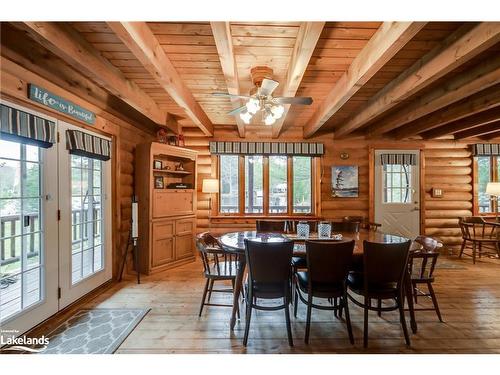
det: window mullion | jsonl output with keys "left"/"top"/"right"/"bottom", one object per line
{"left": 287, "top": 156, "right": 293, "bottom": 216}
{"left": 263, "top": 156, "right": 269, "bottom": 215}
{"left": 238, "top": 155, "right": 245, "bottom": 215}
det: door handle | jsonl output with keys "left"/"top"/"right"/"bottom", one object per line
{"left": 412, "top": 207, "right": 420, "bottom": 211}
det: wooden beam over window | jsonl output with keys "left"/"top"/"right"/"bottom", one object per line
{"left": 372, "top": 58, "right": 500, "bottom": 138}
{"left": 272, "top": 22, "right": 325, "bottom": 138}
{"left": 210, "top": 22, "right": 245, "bottom": 138}
{"left": 303, "top": 22, "right": 426, "bottom": 139}
{"left": 16, "top": 22, "right": 179, "bottom": 134}
{"left": 107, "top": 22, "right": 214, "bottom": 136}
{"left": 334, "top": 22, "right": 500, "bottom": 139}
{"left": 421, "top": 107, "right": 500, "bottom": 139}
{"left": 391, "top": 84, "right": 500, "bottom": 137}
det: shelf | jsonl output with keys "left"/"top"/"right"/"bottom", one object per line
{"left": 153, "top": 169, "right": 192, "bottom": 175}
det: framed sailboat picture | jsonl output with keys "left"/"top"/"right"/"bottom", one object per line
{"left": 331, "top": 165, "right": 359, "bottom": 197}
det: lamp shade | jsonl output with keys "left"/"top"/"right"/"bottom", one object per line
{"left": 202, "top": 178, "right": 219, "bottom": 194}
{"left": 486, "top": 182, "right": 500, "bottom": 196}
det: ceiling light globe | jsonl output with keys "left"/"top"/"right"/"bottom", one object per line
{"left": 271, "top": 105, "right": 285, "bottom": 119}
{"left": 240, "top": 110, "right": 252, "bottom": 124}
{"left": 264, "top": 113, "right": 276, "bottom": 126}
{"left": 246, "top": 98, "right": 260, "bottom": 114}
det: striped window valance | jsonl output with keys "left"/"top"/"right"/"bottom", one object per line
{"left": 472, "top": 144, "right": 500, "bottom": 156}
{"left": 380, "top": 153, "right": 417, "bottom": 166}
{"left": 66, "top": 129, "right": 111, "bottom": 161}
{"left": 0, "top": 104, "right": 56, "bottom": 148}
{"left": 209, "top": 141, "right": 324, "bottom": 156}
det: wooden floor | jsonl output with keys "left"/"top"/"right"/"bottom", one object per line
{"left": 27, "top": 255, "right": 500, "bottom": 354}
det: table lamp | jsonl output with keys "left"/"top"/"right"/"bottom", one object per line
{"left": 202, "top": 178, "right": 219, "bottom": 228}
{"left": 486, "top": 182, "right": 500, "bottom": 221}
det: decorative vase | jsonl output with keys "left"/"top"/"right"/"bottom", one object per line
{"left": 318, "top": 221, "right": 331, "bottom": 239}
{"left": 296, "top": 221, "right": 310, "bottom": 238}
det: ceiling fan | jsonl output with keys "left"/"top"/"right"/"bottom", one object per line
{"left": 212, "top": 66, "right": 313, "bottom": 126}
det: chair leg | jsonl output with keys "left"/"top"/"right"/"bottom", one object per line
{"left": 231, "top": 279, "right": 240, "bottom": 319}
{"left": 305, "top": 295, "right": 313, "bottom": 344}
{"left": 459, "top": 240, "right": 466, "bottom": 258}
{"left": 343, "top": 293, "right": 354, "bottom": 345}
{"left": 413, "top": 285, "right": 418, "bottom": 304}
{"left": 363, "top": 296, "right": 369, "bottom": 348}
{"left": 334, "top": 298, "right": 338, "bottom": 318}
{"left": 397, "top": 294, "right": 411, "bottom": 347}
{"left": 427, "top": 282, "right": 443, "bottom": 322}
{"left": 377, "top": 299, "right": 382, "bottom": 317}
{"left": 243, "top": 294, "right": 253, "bottom": 346}
{"left": 207, "top": 279, "right": 215, "bottom": 302}
{"left": 198, "top": 278, "right": 210, "bottom": 317}
{"left": 294, "top": 287, "right": 299, "bottom": 318}
{"left": 284, "top": 300, "right": 294, "bottom": 347}
{"left": 472, "top": 242, "right": 477, "bottom": 264}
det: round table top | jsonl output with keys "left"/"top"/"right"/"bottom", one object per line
{"left": 218, "top": 229, "right": 410, "bottom": 254}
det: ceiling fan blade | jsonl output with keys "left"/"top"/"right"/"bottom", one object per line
{"left": 228, "top": 105, "right": 247, "bottom": 116}
{"left": 274, "top": 96, "right": 313, "bottom": 105}
{"left": 259, "top": 79, "right": 280, "bottom": 96}
{"left": 212, "top": 92, "right": 252, "bottom": 99}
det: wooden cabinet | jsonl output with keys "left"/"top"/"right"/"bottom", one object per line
{"left": 135, "top": 142, "right": 197, "bottom": 274}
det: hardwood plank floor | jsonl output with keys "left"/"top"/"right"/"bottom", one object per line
{"left": 26, "top": 255, "right": 500, "bottom": 354}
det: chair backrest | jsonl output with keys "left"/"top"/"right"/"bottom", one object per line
{"left": 331, "top": 221, "right": 360, "bottom": 233}
{"left": 256, "top": 220, "right": 287, "bottom": 233}
{"left": 305, "top": 240, "right": 355, "bottom": 285}
{"left": 363, "top": 240, "right": 411, "bottom": 287}
{"left": 196, "top": 232, "right": 225, "bottom": 275}
{"left": 413, "top": 235, "right": 442, "bottom": 252}
{"left": 459, "top": 217, "right": 490, "bottom": 238}
{"left": 409, "top": 251, "right": 439, "bottom": 279}
{"left": 343, "top": 216, "right": 381, "bottom": 231}
{"left": 244, "top": 238, "right": 293, "bottom": 286}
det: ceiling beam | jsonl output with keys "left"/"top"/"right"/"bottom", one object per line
{"left": 302, "top": 22, "right": 427, "bottom": 139}
{"left": 454, "top": 120, "right": 500, "bottom": 139}
{"left": 210, "top": 22, "right": 245, "bottom": 138}
{"left": 479, "top": 129, "right": 500, "bottom": 140}
{"left": 272, "top": 22, "right": 325, "bottom": 138}
{"left": 334, "top": 22, "right": 500, "bottom": 138}
{"left": 389, "top": 84, "right": 500, "bottom": 137}
{"left": 370, "top": 57, "right": 500, "bottom": 138}
{"left": 15, "top": 22, "right": 179, "bottom": 134}
{"left": 421, "top": 107, "right": 500, "bottom": 139}
{"left": 107, "top": 22, "right": 213, "bottom": 136}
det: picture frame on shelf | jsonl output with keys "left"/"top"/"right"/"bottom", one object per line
{"left": 153, "top": 160, "right": 163, "bottom": 170}
{"left": 154, "top": 176, "right": 164, "bottom": 189}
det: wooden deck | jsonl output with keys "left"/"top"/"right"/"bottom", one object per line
{"left": 26, "top": 255, "right": 500, "bottom": 354}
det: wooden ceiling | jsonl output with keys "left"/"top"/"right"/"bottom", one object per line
{"left": 2, "top": 21, "right": 500, "bottom": 140}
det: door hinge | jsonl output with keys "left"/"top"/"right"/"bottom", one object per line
{"left": 58, "top": 287, "right": 61, "bottom": 299}
{"left": 57, "top": 209, "right": 61, "bottom": 221}
{"left": 57, "top": 131, "right": 60, "bottom": 143}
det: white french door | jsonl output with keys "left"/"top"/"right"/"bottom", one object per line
{"left": 1, "top": 102, "right": 112, "bottom": 339}
{"left": 374, "top": 150, "right": 421, "bottom": 238}
{"left": 0, "top": 103, "right": 59, "bottom": 338}
{"left": 57, "top": 121, "right": 112, "bottom": 309}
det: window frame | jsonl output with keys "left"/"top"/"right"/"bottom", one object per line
{"left": 217, "top": 154, "right": 316, "bottom": 217}
{"left": 473, "top": 155, "right": 499, "bottom": 215}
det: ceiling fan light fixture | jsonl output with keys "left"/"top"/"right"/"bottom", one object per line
{"left": 246, "top": 98, "right": 260, "bottom": 114}
{"left": 264, "top": 112, "right": 276, "bottom": 126}
{"left": 240, "top": 110, "right": 252, "bottom": 124}
{"left": 271, "top": 104, "right": 285, "bottom": 119}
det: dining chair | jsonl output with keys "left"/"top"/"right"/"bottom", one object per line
{"left": 195, "top": 232, "right": 240, "bottom": 317}
{"left": 255, "top": 220, "right": 287, "bottom": 233}
{"left": 294, "top": 240, "right": 355, "bottom": 344}
{"left": 407, "top": 236, "right": 443, "bottom": 322}
{"left": 458, "top": 216, "right": 500, "bottom": 264}
{"left": 243, "top": 238, "right": 294, "bottom": 346}
{"left": 331, "top": 221, "right": 360, "bottom": 233}
{"left": 343, "top": 216, "right": 381, "bottom": 232}
{"left": 347, "top": 240, "right": 412, "bottom": 348}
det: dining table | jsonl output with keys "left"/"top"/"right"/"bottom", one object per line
{"left": 218, "top": 229, "right": 418, "bottom": 333}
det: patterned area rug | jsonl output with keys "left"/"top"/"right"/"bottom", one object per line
{"left": 41, "top": 308, "right": 150, "bottom": 354}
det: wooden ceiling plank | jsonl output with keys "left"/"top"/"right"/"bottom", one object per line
{"left": 334, "top": 22, "right": 500, "bottom": 138}
{"left": 373, "top": 57, "right": 500, "bottom": 138}
{"left": 479, "top": 128, "right": 500, "bottom": 140}
{"left": 303, "top": 22, "right": 427, "bottom": 139}
{"left": 107, "top": 22, "right": 214, "bottom": 136}
{"left": 454, "top": 120, "right": 500, "bottom": 139}
{"left": 272, "top": 22, "right": 325, "bottom": 138}
{"left": 210, "top": 22, "right": 245, "bottom": 138}
{"left": 392, "top": 84, "right": 500, "bottom": 137}
{"left": 15, "top": 22, "right": 179, "bottom": 133}
{"left": 422, "top": 107, "right": 500, "bottom": 139}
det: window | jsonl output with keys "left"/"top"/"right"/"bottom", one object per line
{"left": 292, "top": 156, "right": 312, "bottom": 213}
{"left": 0, "top": 140, "right": 43, "bottom": 320}
{"left": 383, "top": 164, "right": 412, "bottom": 203}
{"left": 219, "top": 155, "right": 239, "bottom": 213}
{"left": 218, "top": 155, "right": 314, "bottom": 216}
{"left": 475, "top": 156, "right": 499, "bottom": 213}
